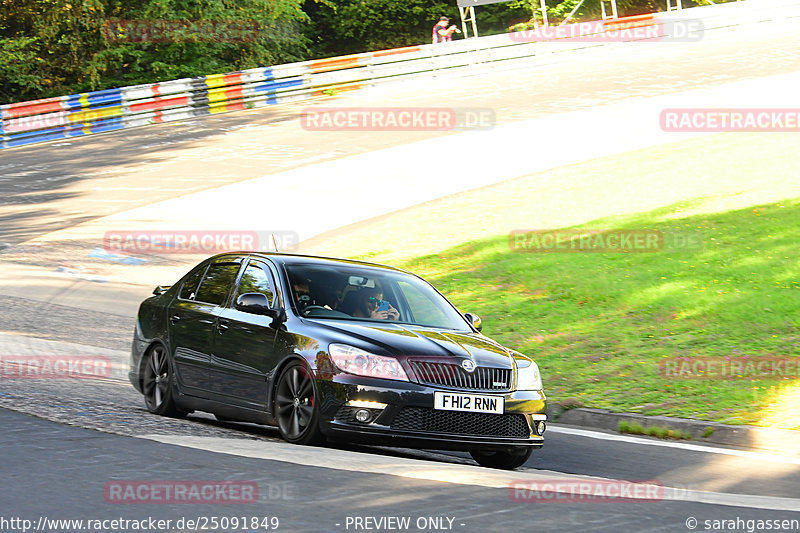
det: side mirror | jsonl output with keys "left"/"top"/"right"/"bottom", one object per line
{"left": 236, "top": 293, "right": 277, "bottom": 317}
{"left": 464, "top": 312, "right": 482, "bottom": 332}
{"left": 152, "top": 285, "right": 171, "bottom": 296}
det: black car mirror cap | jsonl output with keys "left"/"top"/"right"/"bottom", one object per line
{"left": 152, "top": 284, "right": 171, "bottom": 296}
{"left": 236, "top": 293, "right": 277, "bottom": 317}
{"left": 464, "top": 312, "right": 482, "bottom": 332}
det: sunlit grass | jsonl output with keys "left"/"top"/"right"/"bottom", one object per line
{"left": 305, "top": 132, "right": 800, "bottom": 427}
{"left": 759, "top": 383, "right": 800, "bottom": 430}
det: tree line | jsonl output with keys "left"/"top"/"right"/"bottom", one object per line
{"left": 1, "top": 0, "right": 713, "bottom": 104}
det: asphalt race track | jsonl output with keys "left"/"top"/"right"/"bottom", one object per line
{"left": 1, "top": 10, "right": 800, "bottom": 533}
{"left": 3, "top": 408, "right": 800, "bottom": 533}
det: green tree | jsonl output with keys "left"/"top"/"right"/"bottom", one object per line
{"left": 0, "top": 0, "right": 311, "bottom": 104}
{"left": 0, "top": 0, "right": 108, "bottom": 102}
{"left": 98, "top": 0, "right": 310, "bottom": 88}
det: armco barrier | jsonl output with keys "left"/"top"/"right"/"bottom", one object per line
{"left": 2, "top": 0, "right": 798, "bottom": 150}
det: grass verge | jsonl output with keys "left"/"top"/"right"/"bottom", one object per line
{"left": 618, "top": 420, "right": 692, "bottom": 440}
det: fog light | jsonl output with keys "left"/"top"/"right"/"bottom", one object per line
{"left": 537, "top": 421, "right": 547, "bottom": 435}
{"left": 355, "top": 409, "right": 372, "bottom": 423}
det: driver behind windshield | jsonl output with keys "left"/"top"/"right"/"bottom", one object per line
{"left": 292, "top": 279, "right": 313, "bottom": 310}
{"left": 351, "top": 288, "right": 399, "bottom": 321}
{"left": 293, "top": 279, "right": 336, "bottom": 312}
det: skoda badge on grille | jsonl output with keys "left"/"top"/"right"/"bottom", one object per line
{"left": 461, "top": 359, "right": 476, "bottom": 372}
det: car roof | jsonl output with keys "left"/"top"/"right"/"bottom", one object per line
{"left": 211, "top": 251, "right": 409, "bottom": 274}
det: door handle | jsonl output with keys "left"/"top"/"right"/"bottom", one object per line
{"left": 218, "top": 320, "right": 229, "bottom": 333}
{"left": 170, "top": 314, "right": 181, "bottom": 325}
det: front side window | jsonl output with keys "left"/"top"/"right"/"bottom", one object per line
{"left": 194, "top": 263, "right": 241, "bottom": 306}
{"left": 236, "top": 263, "right": 276, "bottom": 307}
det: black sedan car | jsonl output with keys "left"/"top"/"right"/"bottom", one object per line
{"left": 130, "top": 252, "right": 547, "bottom": 469}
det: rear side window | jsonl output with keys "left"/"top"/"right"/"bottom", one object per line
{"left": 236, "top": 263, "right": 276, "bottom": 307}
{"left": 194, "top": 263, "right": 241, "bottom": 306}
{"left": 179, "top": 266, "right": 208, "bottom": 301}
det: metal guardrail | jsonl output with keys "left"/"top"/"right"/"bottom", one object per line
{"left": 0, "top": 0, "right": 795, "bottom": 150}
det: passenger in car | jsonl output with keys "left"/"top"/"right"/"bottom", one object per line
{"left": 346, "top": 288, "right": 400, "bottom": 320}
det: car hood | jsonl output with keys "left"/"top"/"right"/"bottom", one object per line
{"left": 310, "top": 319, "right": 514, "bottom": 368}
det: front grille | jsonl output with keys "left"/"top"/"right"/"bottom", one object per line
{"left": 391, "top": 407, "right": 530, "bottom": 438}
{"left": 409, "top": 361, "right": 511, "bottom": 392}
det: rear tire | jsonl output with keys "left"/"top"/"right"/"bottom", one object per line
{"left": 141, "top": 344, "right": 187, "bottom": 418}
{"left": 274, "top": 361, "right": 324, "bottom": 445}
{"left": 470, "top": 447, "right": 532, "bottom": 469}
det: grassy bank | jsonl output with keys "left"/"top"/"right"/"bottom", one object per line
{"left": 305, "top": 132, "right": 800, "bottom": 429}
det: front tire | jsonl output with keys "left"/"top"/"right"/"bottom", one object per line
{"left": 470, "top": 447, "right": 533, "bottom": 469}
{"left": 141, "top": 344, "right": 187, "bottom": 418}
{"left": 274, "top": 361, "right": 324, "bottom": 445}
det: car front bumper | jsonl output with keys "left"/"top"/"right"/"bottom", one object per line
{"left": 317, "top": 374, "right": 547, "bottom": 452}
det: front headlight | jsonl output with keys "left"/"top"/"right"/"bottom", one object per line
{"left": 328, "top": 344, "right": 409, "bottom": 382}
{"left": 515, "top": 358, "right": 543, "bottom": 391}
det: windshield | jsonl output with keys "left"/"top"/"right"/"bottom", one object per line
{"left": 284, "top": 263, "right": 471, "bottom": 330}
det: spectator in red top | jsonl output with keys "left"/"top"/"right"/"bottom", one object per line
{"left": 432, "top": 16, "right": 459, "bottom": 43}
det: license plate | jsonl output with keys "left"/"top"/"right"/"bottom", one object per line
{"left": 434, "top": 391, "right": 504, "bottom": 414}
